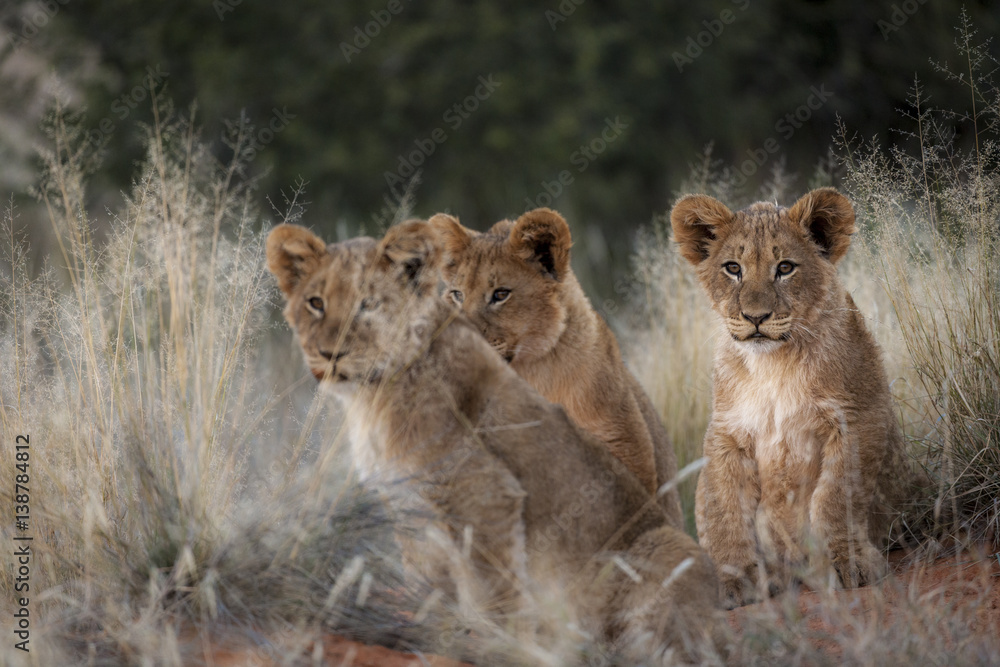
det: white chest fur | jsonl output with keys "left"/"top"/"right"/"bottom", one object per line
{"left": 718, "top": 347, "right": 817, "bottom": 468}
{"left": 326, "top": 385, "right": 385, "bottom": 482}
{"left": 347, "top": 414, "right": 382, "bottom": 482}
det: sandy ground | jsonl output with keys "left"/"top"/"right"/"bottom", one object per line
{"left": 200, "top": 546, "right": 999, "bottom": 666}
{"left": 207, "top": 634, "right": 472, "bottom": 667}
{"left": 727, "top": 545, "right": 1000, "bottom": 659}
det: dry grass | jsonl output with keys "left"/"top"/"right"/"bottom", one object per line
{"left": 834, "top": 10, "right": 1000, "bottom": 545}
{"left": 1, "top": 17, "right": 999, "bottom": 665}
{"left": 0, "top": 99, "right": 436, "bottom": 666}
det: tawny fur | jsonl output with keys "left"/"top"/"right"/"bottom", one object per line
{"left": 429, "top": 208, "right": 684, "bottom": 529}
{"left": 266, "top": 221, "right": 720, "bottom": 659}
{"left": 670, "top": 188, "right": 909, "bottom": 608}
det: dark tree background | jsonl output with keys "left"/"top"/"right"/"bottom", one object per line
{"left": 2, "top": 0, "right": 997, "bottom": 271}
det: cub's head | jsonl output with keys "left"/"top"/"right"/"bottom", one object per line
{"left": 670, "top": 187, "right": 856, "bottom": 350}
{"left": 429, "top": 207, "right": 572, "bottom": 364}
{"left": 266, "top": 221, "right": 442, "bottom": 385}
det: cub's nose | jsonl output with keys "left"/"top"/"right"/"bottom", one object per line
{"left": 742, "top": 312, "right": 772, "bottom": 328}
{"left": 319, "top": 350, "right": 348, "bottom": 362}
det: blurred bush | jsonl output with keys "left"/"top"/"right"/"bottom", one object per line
{"left": 3, "top": 0, "right": 997, "bottom": 244}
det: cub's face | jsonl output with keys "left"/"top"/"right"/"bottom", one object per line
{"left": 266, "top": 221, "right": 442, "bottom": 385}
{"left": 671, "top": 188, "right": 856, "bottom": 350}
{"left": 429, "top": 208, "right": 573, "bottom": 365}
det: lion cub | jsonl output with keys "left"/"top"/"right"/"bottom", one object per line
{"left": 671, "top": 188, "right": 908, "bottom": 608}
{"left": 267, "top": 221, "right": 719, "bottom": 658}
{"left": 430, "top": 208, "right": 684, "bottom": 528}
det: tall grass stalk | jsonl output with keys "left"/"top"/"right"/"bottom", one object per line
{"left": 840, "top": 10, "right": 1000, "bottom": 543}
{"left": 0, "top": 100, "right": 418, "bottom": 665}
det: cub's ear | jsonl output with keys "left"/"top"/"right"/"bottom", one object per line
{"left": 428, "top": 213, "right": 474, "bottom": 256}
{"left": 787, "top": 187, "right": 856, "bottom": 264}
{"left": 670, "top": 195, "right": 734, "bottom": 266}
{"left": 428, "top": 213, "right": 475, "bottom": 275}
{"left": 378, "top": 220, "right": 442, "bottom": 293}
{"left": 508, "top": 208, "right": 572, "bottom": 280}
{"left": 266, "top": 224, "right": 328, "bottom": 296}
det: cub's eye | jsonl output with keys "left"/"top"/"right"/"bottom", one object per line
{"left": 776, "top": 261, "right": 796, "bottom": 277}
{"left": 723, "top": 262, "right": 742, "bottom": 277}
{"left": 449, "top": 289, "right": 465, "bottom": 304}
{"left": 307, "top": 296, "right": 324, "bottom": 312}
{"left": 491, "top": 288, "right": 511, "bottom": 304}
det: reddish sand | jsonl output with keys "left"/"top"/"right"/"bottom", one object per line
{"left": 207, "top": 635, "right": 471, "bottom": 667}
{"left": 727, "top": 546, "right": 1000, "bottom": 659}
{"left": 199, "top": 548, "right": 998, "bottom": 666}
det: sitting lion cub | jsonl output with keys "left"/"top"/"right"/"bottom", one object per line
{"left": 670, "top": 188, "right": 907, "bottom": 608}
{"left": 267, "top": 221, "right": 719, "bottom": 658}
{"left": 430, "top": 208, "right": 684, "bottom": 528}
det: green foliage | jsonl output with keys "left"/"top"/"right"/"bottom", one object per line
{"left": 17, "top": 0, "right": 996, "bottom": 239}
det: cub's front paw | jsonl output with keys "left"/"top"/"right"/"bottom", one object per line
{"left": 717, "top": 572, "right": 761, "bottom": 609}
{"left": 832, "top": 544, "right": 885, "bottom": 589}
{"left": 720, "top": 575, "right": 756, "bottom": 609}
{"left": 718, "top": 562, "right": 786, "bottom": 609}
